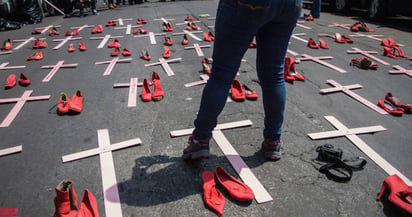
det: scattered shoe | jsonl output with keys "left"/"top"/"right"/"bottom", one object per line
{"left": 68, "top": 43, "right": 75, "bottom": 52}
{"left": 110, "top": 47, "right": 120, "bottom": 56}
{"left": 72, "top": 28, "right": 79, "bottom": 36}
{"left": 190, "top": 22, "right": 198, "bottom": 30}
{"left": 141, "top": 78, "right": 152, "bottom": 102}
{"left": 5, "top": 74, "right": 16, "bottom": 89}
{"left": 53, "top": 179, "right": 78, "bottom": 217}
{"left": 79, "top": 42, "right": 86, "bottom": 51}
{"left": 141, "top": 49, "right": 151, "bottom": 60}
{"left": 243, "top": 84, "right": 258, "bottom": 100}
{"left": 163, "top": 46, "right": 171, "bottom": 58}
{"left": 33, "top": 38, "right": 47, "bottom": 49}
{"left": 307, "top": 38, "right": 319, "bottom": 49}
{"left": 27, "top": 51, "right": 43, "bottom": 60}
{"left": 377, "top": 98, "right": 404, "bottom": 116}
{"left": 136, "top": 18, "right": 147, "bottom": 24}
{"left": 138, "top": 28, "right": 147, "bottom": 34}
{"left": 231, "top": 79, "right": 246, "bottom": 101}
{"left": 165, "top": 37, "right": 173, "bottom": 46}
{"left": 69, "top": 90, "right": 84, "bottom": 113}
{"left": 108, "top": 39, "right": 121, "bottom": 48}
{"left": 304, "top": 13, "right": 314, "bottom": 21}
{"left": 385, "top": 92, "right": 412, "bottom": 112}
{"left": 77, "top": 190, "right": 99, "bottom": 217}
{"left": 91, "top": 25, "right": 103, "bottom": 34}
{"left": 284, "top": 56, "right": 305, "bottom": 83}
{"left": 57, "top": 92, "right": 71, "bottom": 115}
{"left": 201, "top": 58, "right": 211, "bottom": 75}
{"left": 184, "top": 16, "right": 194, "bottom": 21}
{"left": 377, "top": 174, "right": 412, "bottom": 215}
{"left": 186, "top": 22, "right": 192, "bottom": 31}
{"left": 208, "top": 31, "right": 215, "bottom": 41}
{"left": 203, "top": 32, "right": 211, "bottom": 42}
{"left": 1, "top": 38, "right": 12, "bottom": 50}
{"left": 261, "top": 139, "right": 282, "bottom": 160}
{"left": 182, "top": 135, "right": 210, "bottom": 160}
{"left": 318, "top": 39, "right": 329, "bottom": 49}
{"left": 215, "top": 166, "right": 254, "bottom": 201}
{"left": 32, "top": 29, "right": 42, "bottom": 34}
{"left": 202, "top": 171, "right": 225, "bottom": 217}
{"left": 151, "top": 71, "right": 164, "bottom": 101}
{"left": 350, "top": 57, "right": 377, "bottom": 70}
{"left": 341, "top": 34, "right": 353, "bottom": 43}
{"left": 381, "top": 38, "right": 399, "bottom": 47}
{"left": 122, "top": 48, "right": 131, "bottom": 56}
{"left": 133, "top": 28, "right": 139, "bottom": 35}
{"left": 48, "top": 27, "right": 60, "bottom": 36}
{"left": 182, "top": 34, "right": 189, "bottom": 45}
{"left": 19, "top": 73, "right": 30, "bottom": 86}
{"left": 65, "top": 31, "right": 71, "bottom": 36}
{"left": 106, "top": 20, "right": 117, "bottom": 26}
{"left": 383, "top": 46, "right": 409, "bottom": 58}
{"left": 163, "top": 22, "right": 173, "bottom": 32}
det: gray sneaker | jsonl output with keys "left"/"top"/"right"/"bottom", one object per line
{"left": 261, "top": 139, "right": 282, "bottom": 160}
{"left": 182, "top": 136, "right": 210, "bottom": 160}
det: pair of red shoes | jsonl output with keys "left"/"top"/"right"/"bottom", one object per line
{"left": 383, "top": 46, "right": 409, "bottom": 59}
{"left": 48, "top": 27, "right": 60, "bottom": 36}
{"left": 5, "top": 73, "right": 30, "bottom": 88}
{"left": 133, "top": 27, "right": 147, "bottom": 35}
{"left": 377, "top": 174, "right": 412, "bottom": 215}
{"left": 32, "top": 29, "right": 42, "bottom": 34}
{"left": 202, "top": 166, "right": 254, "bottom": 217}
{"left": 105, "top": 20, "right": 117, "bottom": 26}
{"left": 91, "top": 25, "right": 103, "bottom": 34}
{"left": 201, "top": 57, "right": 211, "bottom": 75}
{"left": 284, "top": 56, "right": 305, "bottom": 83}
{"left": 186, "top": 22, "right": 199, "bottom": 31}
{"left": 308, "top": 38, "right": 329, "bottom": 49}
{"left": 136, "top": 18, "right": 147, "bottom": 24}
{"left": 65, "top": 28, "right": 79, "bottom": 36}
{"left": 350, "top": 56, "right": 377, "bottom": 70}
{"left": 32, "top": 38, "right": 47, "bottom": 49}
{"left": 378, "top": 93, "right": 412, "bottom": 116}
{"left": 1, "top": 38, "right": 12, "bottom": 50}
{"left": 350, "top": 21, "right": 375, "bottom": 32}
{"left": 57, "top": 91, "right": 84, "bottom": 115}
{"left": 27, "top": 51, "right": 43, "bottom": 60}
{"left": 203, "top": 31, "right": 215, "bottom": 42}
{"left": 184, "top": 16, "right": 194, "bottom": 21}
{"left": 53, "top": 179, "right": 99, "bottom": 217}
{"left": 162, "top": 22, "right": 174, "bottom": 32}
{"left": 249, "top": 42, "right": 256, "bottom": 48}
{"left": 141, "top": 71, "right": 164, "bottom": 102}
{"left": 165, "top": 37, "right": 173, "bottom": 46}
{"left": 108, "top": 39, "right": 121, "bottom": 48}
{"left": 335, "top": 33, "right": 353, "bottom": 43}
{"left": 68, "top": 42, "right": 87, "bottom": 52}
{"left": 111, "top": 48, "right": 131, "bottom": 56}
{"left": 141, "top": 49, "right": 151, "bottom": 60}
{"left": 231, "top": 80, "right": 258, "bottom": 101}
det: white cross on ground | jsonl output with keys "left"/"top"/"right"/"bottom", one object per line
{"left": 71, "top": 24, "right": 94, "bottom": 32}
{"left": 153, "top": 17, "right": 175, "bottom": 23}
{"left": 113, "top": 77, "right": 147, "bottom": 107}
{"left": 0, "top": 51, "right": 12, "bottom": 55}
{"left": 291, "top": 33, "right": 308, "bottom": 43}
{"left": 90, "top": 35, "right": 124, "bottom": 49}
{"left": 346, "top": 47, "right": 390, "bottom": 65}
{"left": 170, "top": 120, "right": 273, "bottom": 204}
{"left": 12, "top": 37, "right": 37, "bottom": 50}
{"left": 185, "top": 74, "right": 209, "bottom": 87}
{"left": 37, "top": 25, "right": 62, "bottom": 34}
{"left": 114, "top": 24, "right": 142, "bottom": 35}
{"left": 144, "top": 58, "right": 181, "bottom": 76}
{"left": 175, "top": 20, "right": 201, "bottom": 25}
{"left": 52, "top": 36, "right": 83, "bottom": 50}
{"left": 95, "top": 57, "right": 132, "bottom": 76}
{"left": 0, "top": 145, "right": 22, "bottom": 157}
{"left": 296, "top": 54, "right": 346, "bottom": 73}
{"left": 389, "top": 65, "right": 412, "bottom": 77}
{"left": 348, "top": 33, "right": 405, "bottom": 46}
{"left": 184, "top": 43, "right": 211, "bottom": 57}
{"left": 62, "top": 129, "right": 142, "bottom": 217}
{"left": 113, "top": 18, "right": 133, "bottom": 26}
{"left": 40, "top": 61, "right": 79, "bottom": 82}
{"left": 0, "top": 62, "right": 26, "bottom": 70}
{"left": 320, "top": 80, "right": 388, "bottom": 114}
{"left": 0, "top": 90, "right": 50, "bottom": 128}
{"left": 172, "top": 30, "right": 203, "bottom": 41}
{"left": 134, "top": 32, "right": 166, "bottom": 45}
{"left": 296, "top": 23, "right": 311, "bottom": 30}
{"left": 328, "top": 23, "right": 351, "bottom": 30}
{"left": 307, "top": 115, "right": 411, "bottom": 186}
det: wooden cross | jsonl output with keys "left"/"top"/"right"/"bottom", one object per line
{"left": 12, "top": 37, "right": 37, "bottom": 50}
{"left": 71, "top": 24, "right": 94, "bottom": 32}
{"left": 113, "top": 77, "right": 146, "bottom": 107}
{"left": 307, "top": 115, "right": 411, "bottom": 186}
{"left": 291, "top": 33, "right": 308, "bottom": 43}
{"left": 114, "top": 24, "right": 141, "bottom": 35}
{"left": 184, "top": 43, "right": 211, "bottom": 56}
{"left": 328, "top": 23, "right": 351, "bottom": 30}
{"left": 172, "top": 30, "right": 203, "bottom": 41}
{"left": 134, "top": 32, "right": 166, "bottom": 45}
{"left": 113, "top": 18, "right": 133, "bottom": 26}
{"left": 346, "top": 47, "right": 390, "bottom": 65}
{"left": 144, "top": 58, "right": 181, "bottom": 76}
{"left": 41, "top": 60, "right": 79, "bottom": 82}
{"left": 95, "top": 57, "right": 132, "bottom": 76}
{"left": 185, "top": 74, "right": 209, "bottom": 87}
{"left": 0, "top": 145, "right": 22, "bottom": 157}
{"left": 0, "top": 90, "right": 50, "bottom": 128}
{"left": 170, "top": 120, "right": 273, "bottom": 204}
{"left": 0, "top": 62, "right": 26, "bottom": 70}
{"left": 175, "top": 20, "right": 201, "bottom": 25}
{"left": 153, "top": 17, "right": 175, "bottom": 23}
{"left": 52, "top": 36, "right": 83, "bottom": 50}
{"left": 296, "top": 54, "right": 346, "bottom": 73}
{"left": 320, "top": 79, "right": 388, "bottom": 114}
{"left": 348, "top": 33, "right": 405, "bottom": 46}
{"left": 90, "top": 35, "right": 124, "bottom": 49}
{"left": 389, "top": 65, "right": 412, "bottom": 77}
{"left": 62, "top": 129, "right": 142, "bottom": 217}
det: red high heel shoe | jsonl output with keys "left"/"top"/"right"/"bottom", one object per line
{"left": 108, "top": 39, "right": 121, "bottom": 48}
{"left": 79, "top": 42, "right": 86, "bottom": 51}
{"left": 27, "top": 51, "right": 43, "bottom": 60}
{"left": 186, "top": 22, "right": 192, "bottom": 31}
{"left": 68, "top": 43, "right": 75, "bottom": 52}
{"left": 165, "top": 37, "right": 173, "bottom": 46}
{"left": 334, "top": 33, "right": 345, "bottom": 43}
{"left": 288, "top": 57, "right": 305, "bottom": 81}
{"left": 141, "top": 78, "right": 152, "bottom": 102}
{"left": 385, "top": 93, "right": 412, "bottom": 112}
{"left": 190, "top": 22, "right": 198, "bottom": 30}
{"left": 350, "top": 22, "right": 360, "bottom": 32}
{"left": 283, "top": 57, "right": 295, "bottom": 83}
{"left": 208, "top": 31, "right": 215, "bottom": 41}
{"left": 304, "top": 13, "right": 314, "bottom": 21}
{"left": 203, "top": 32, "right": 211, "bottom": 42}
{"left": 32, "top": 38, "right": 41, "bottom": 49}
{"left": 1, "top": 38, "right": 12, "bottom": 50}
{"left": 138, "top": 28, "right": 147, "bottom": 34}
{"left": 377, "top": 98, "right": 404, "bottom": 116}
{"left": 393, "top": 46, "right": 409, "bottom": 58}
{"left": 65, "top": 31, "right": 71, "bottom": 36}
{"left": 19, "top": 73, "right": 30, "bottom": 86}
{"left": 319, "top": 39, "right": 329, "bottom": 49}
{"left": 122, "top": 48, "right": 131, "bottom": 56}
{"left": 377, "top": 174, "right": 412, "bottom": 215}
{"left": 381, "top": 38, "right": 398, "bottom": 47}
{"left": 307, "top": 38, "right": 319, "bottom": 49}
{"left": 350, "top": 57, "right": 372, "bottom": 69}
{"left": 182, "top": 34, "right": 189, "bottom": 45}
{"left": 249, "top": 42, "right": 257, "bottom": 48}
{"left": 231, "top": 79, "right": 246, "bottom": 101}
{"left": 184, "top": 16, "right": 194, "bottom": 21}
{"left": 201, "top": 57, "right": 211, "bottom": 75}
{"left": 383, "top": 46, "right": 401, "bottom": 59}
{"left": 141, "top": 49, "right": 151, "bottom": 60}
{"left": 133, "top": 28, "right": 139, "bottom": 35}
{"left": 167, "top": 23, "right": 174, "bottom": 32}
{"left": 358, "top": 21, "right": 374, "bottom": 32}
{"left": 151, "top": 71, "right": 164, "bottom": 101}
{"left": 341, "top": 35, "right": 353, "bottom": 43}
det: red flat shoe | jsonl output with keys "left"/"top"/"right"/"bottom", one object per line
{"left": 385, "top": 92, "right": 412, "bottom": 111}
{"left": 377, "top": 174, "right": 412, "bottom": 215}
{"left": 110, "top": 47, "right": 120, "bottom": 56}
{"left": 138, "top": 28, "right": 147, "bottom": 34}
{"left": 283, "top": 57, "right": 295, "bottom": 83}
{"left": 141, "top": 78, "right": 152, "bottom": 102}
{"left": 122, "top": 48, "right": 131, "bottom": 56}
{"left": 231, "top": 79, "right": 246, "bottom": 101}
{"left": 202, "top": 171, "right": 225, "bottom": 217}
{"left": 32, "top": 29, "right": 41, "bottom": 34}
{"left": 27, "top": 51, "right": 43, "bottom": 60}
{"left": 190, "top": 22, "right": 198, "bottom": 30}
{"left": 58, "top": 92, "right": 70, "bottom": 115}
{"left": 307, "top": 38, "right": 319, "bottom": 49}
{"left": 5, "top": 74, "right": 16, "bottom": 89}
{"left": 377, "top": 98, "right": 404, "bottom": 116}
{"left": 19, "top": 73, "right": 30, "bottom": 86}
{"left": 77, "top": 190, "right": 99, "bottom": 217}
{"left": 1, "top": 38, "right": 12, "bottom": 50}
{"left": 243, "top": 84, "right": 258, "bottom": 100}
{"left": 182, "top": 34, "right": 189, "bottom": 45}
{"left": 69, "top": 90, "right": 84, "bottom": 113}
{"left": 201, "top": 57, "right": 211, "bottom": 75}
{"left": 163, "top": 46, "right": 171, "bottom": 58}
{"left": 141, "top": 49, "right": 151, "bottom": 60}
{"left": 68, "top": 43, "right": 75, "bottom": 52}
{"left": 203, "top": 32, "right": 211, "bottom": 42}
{"left": 341, "top": 35, "right": 354, "bottom": 43}
{"left": 165, "top": 37, "right": 173, "bottom": 46}
{"left": 288, "top": 57, "right": 305, "bottom": 81}
{"left": 319, "top": 39, "right": 329, "bottom": 49}
{"left": 184, "top": 16, "right": 194, "bottom": 21}
{"left": 152, "top": 71, "right": 164, "bottom": 101}
{"left": 79, "top": 42, "right": 86, "bottom": 51}
{"left": 215, "top": 166, "right": 254, "bottom": 201}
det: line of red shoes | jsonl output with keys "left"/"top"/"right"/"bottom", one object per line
{"left": 110, "top": 47, "right": 131, "bottom": 56}
{"left": 0, "top": 39, "right": 12, "bottom": 50}
{"left": 350, "top": 21, "right": 375, "bottom": 32}
{"left": 202, "top": 166, "right": 254, "bottom": 217}
{"left": 57, "top": 91, "right": 84, "bottom": 115}
{"left": 186, "top": 22, "right": 198, "bottom": 31}
{"left": 307, "top": 38, "right": 329, "bottom": 49}
{"left": 91, "top": 25, "right": 103, "bottom": 34}
{"left": 5, "top": 73, "right": 30, "bottom": 89}
{"left": 162, "top": 22, "right": 174, "bottom": 32}
{"left": 378, "top": 93, "right": 412, "bottom": 116}
{"left": 231, "top": 79, "right": 258, "bottom": 101}
{"left": 27, "top": 50, "right": 43, "bottom": 60}
{"left": 284, "top": 56, "right": 305, "bottom": 83}
{"left": 65, "top": 28, "right": 79, "bottom": 36}
{"left": 68, "top": 42, "right": 87, "bottom": 52}
{"left": 350, "top": 56, "right": 377, "bottom": 70}
{"left": 377, "top": 174, "right": 412, "bottom": 215}
{"left": 53, "top": 179, "right": 99, "bottom": 217}
{"left": 141, "top": 71, "right": 165, "bottom": 102}
{"left": 136, "top": 18, "right": 147, "bottom": 25}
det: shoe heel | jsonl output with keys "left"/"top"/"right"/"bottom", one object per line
{"left": 377, "top": 182, "right": 388, "bottom": 201}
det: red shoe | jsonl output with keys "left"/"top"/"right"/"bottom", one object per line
{"left": 393, "top": 46, "right": 409, "bottom": 58}
{"left": 208, "top": 31, "right": 215, "bottom": 41}
{"left": 138, "top": 28, "right": 147, "bottom": 34}
{"left": 243, "top": 84, "right": 258, "bottom": 100}
{"left": 184, "top": 16, "right": 194, "bottom": 21}
{"left": 186, "top": 22, "right": 192, "bottom": 31}
{"left": 91, "top": 26, "right": 100, "bottom": 34}
{"left": 53, "top": 179, "right": 78, "bottom": 217}
{"left": 288, "top": 57, "right": 305, "bottom": 81}
{"left": 108, "top": 39, "right": 121, "bottom": 48}
{"left": 137, "top": 18, "right": 143, "bottom": 25}
{"left": 77, "top": 190, "right": 99, "bottom": 217}
{"left": 190, "top": 22, "right": 198, "bottom": 30}
{"left": 383, "top": 46, "right": 401, "bottom": 59}
{"left": 319, "top": 39, "right": 329, "bottom": 49}
{"left": 69, "top": 90, "right": 84, "bottom": 113}
{"left": 49, "top": 27, "right": 59, "bottom": 36}
{"left": 110, "top": 47, "right": 120, "bottom": 56}
{"left": 182, "top": 34, "right": 189, "bottom": 45}
{"left": 203, "top": 32, "right": 211, "bottom": 42}
{"left": 167, "top": 23, "right": 174, "bottom": 32}
{"left": 152, "top": 71, "right": 164, "bottom": 101}
{"left": 32, "top": 38, "right": 41, "bottom": 49}
{"left": 350, "top": 22, "right": 360, "bottom": 32}
{"left": 163, "top": 46, "right": 171, "bottom": 58}
{"left": 215, "top": 166, "right": 254, "bottom": 201}
{"left": 358, "top": 21, "right": 374, "bottom": 32}
{"left": 231, "top": 79, "right": 246, "bottom": 101}
{"left": 304, "top": 13, "right": 314, "bottom": 21}
{"left": 377, "top": 174, "right": 412, "bottom": 215}
{"left": 385, "top": 92, "right": 412, "bottom": 112}
{"left": 249, "top": 42, "right": 257, "bottom": 48}
{"left": 341, "top": 35, "right": 353, "bottom": 43}
{"left": 377, "top": 98, "right": 404, "bottom": 116}
{"left": 122, "top": 48, "right": 131, "bottom": 56}
{"left": 32, "top": 29, "right": 41, "bottom": 34}
{"left": 65, "top": 31, "right": 71, "bottom": 36}
{"left": 141, "top": 49, "right": 151, "bottom": 60}
{"left": 27, "top": 51, "right": 43, "bottom": 60}
{"left": 1, "top": 38, "right": 12, "bottom": 50}
{"left": 68, "top": 43, "right": 75, "bottom": 52}
{"left": 350, "top": 57, "right": 372, "bottom": 69}
{"left": 106, "top": 20, "right": 116, "bottom": 26}
{"left": 133, "top": 28, "right": 139, "bottom": 35}
{"left": 165, "top": 37, "right": 173, "bottom": 46}
{"left": 307, "top": 38, "right": 319, "bottom": 49}
{"left": 202, "top": 171, "right": 225, "bottom": 217}
{"left": 334, "top": 33, "right": 345, "bottom": 43}
{"left": 97, "top": 25, "right": 103, "bottom": 33}
{"left": 79, "top": 42, "right": 86, "bottom": 51}
{"left": 381, "top": 38, "right": 398, "bottom": 47}
{"left": 5, "top": 74, "right": 16, "bottom": 89}
{"left": 141, "top": 78, "right": 152, "bottom": 102}
{"left": 72, "top": 28, "right": 79, "bottom": 36}
{"left": 283, "top": 57, "right": 295, "bottom": 83}
{"left": 162, "top": 22, "right": 169, "bottom": 32}
{"left": 201, "top": 58, "right": 211, "bottom": 75}
{"left": 39, "top": 40, "right": 48, "bottom": 48}
{"left": 57, "top": 92, "right": 71, "bottom": 115}
{"left": 19, "top": 73, "right": 30, "bottom": 86}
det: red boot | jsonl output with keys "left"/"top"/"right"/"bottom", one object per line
{"left": 77, "top": 190, "right": 99, "bottom": 217}
{"left": 53, "top": 179, "right": 78, "bottom": 217}
{"left": 377, "top": 174, "right": 412, "bottom": 215}
{"left": 69, "top": 90, "right": 84, "bottom": 113}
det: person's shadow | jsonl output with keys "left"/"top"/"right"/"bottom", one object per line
{"left": 106, "top": 149, "right": 267, "bottom": 207}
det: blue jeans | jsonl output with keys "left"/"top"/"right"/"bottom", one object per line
{"left": 193, "top": 0, "right": 302, "bottom": 142}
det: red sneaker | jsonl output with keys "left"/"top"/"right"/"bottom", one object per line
{"left": 307, "top": 38, "right": 319, "bottom": 49}
{"left": 69, "top": 90, "right": 84, "bottom": 113}
{"left": 1, "top": 38, "right": 12, "bottom": 50}
{"left": 110, "top": 47, "right": 120, "bottom": 56}
{"left": 79, "top": 42, "right": 86, "bottom": 51}
{"left": 57, "top": 92, "right": 71, "bottom": 115}
{"left": 231, "top": 79, "right": 246, "bottom": 101}
{"left": 5, "top": 74, "right": 16, "bottom": 89}
{"left": 201, "top": 58, "right": 211, "bottom": 75}
{"left": 182, "top": 34, "right": 189, "bottom": 45}
{"left": 202, "top": 171, "right": 225, "bottom": 217}
{"left": 215, "top": 166, "right": 254, "bottom": 201}
{"left": 243, "top": 84, "right": 258, "bottom": 100}
{"left": 141, "top": 78, "right": 152, "bottom": 102}
{"left": 141, "top": 49, "right": 151, "bottom": 60}
{"left": 19, "top": 73, "right": 30, "bottom": 86}
{"left": 152, "top": 71, "right": 164, "bottom": 101}
{"left": 68, "top": 43, "right": 75, "bottom": 52}
{"left": 122, "top": 48, "right": 131, "bottom": 56}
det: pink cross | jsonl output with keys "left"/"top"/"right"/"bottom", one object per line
{"left": 144, "top": 57, "right": 181, "bottom": 76}
{"left": 134, "top": 32, "right": 166, "bottom": 45}
{"left": 328, "top": 23, "right": 351, "bottom": 30}
{"left": 41, "top": 60, "right": 79, "bottom": 82}
{"left": 389, "top": 65, "right": 412, "bottom": 77}
{"left": 172, "top": 30, "right": 203, "bottom": 41}
{"left": 296, "top": 54, "right": 347, "bottom": 73}
{"left": 90, "top": 35, "right": 124, "bottom": 49}
{"left": 95, "top": 57, "right": 132, "bottom": 76}
{"left": 0, "top": 62, "right": 26, "bottom": 70}
{"left": 114, "top": 24, "right": 141, "bottom": 35}
{"left": 12, "top": 37, "right": 37, "bottom": 50}
{"left": 347, "top": 47, "right": 390, "bottom": 65}
{"left": 0, "top": 145, "right": 22, "bottom": 157}
{"left": 184, "top": 43, "right": 211, "bottom": 56}
{"left": 113, "top": 77, "right": 147, "bottom": 107}
{"left": 52, "top": 36, "right": 83, "bottom": 50}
